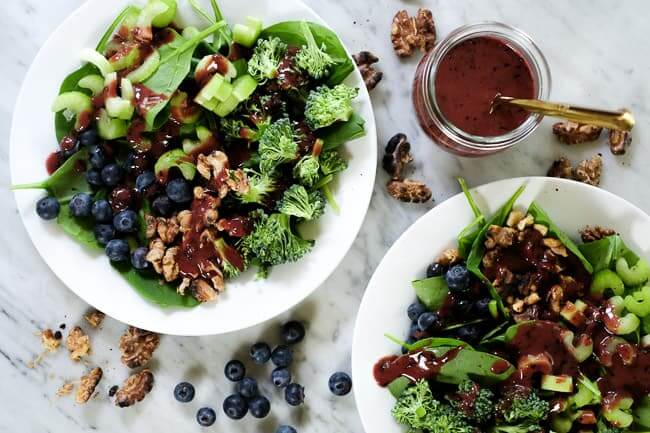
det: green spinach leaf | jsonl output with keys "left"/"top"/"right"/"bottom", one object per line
{"left": 261, "top": 21, "right": 355, "bottom": 86}
{"left": 457, "top": 178, "right": 486, "bottom": 258}
{"left": 434, "top": 346, "right": 515, "bottom": 384}
{"left": 579, "top": 234, "right": 640, "bottom": 272}
{"left": 57, "top": 205, "right": 102, "bottom": 249}
{"left": 319, "top": 112, "right": 365, "bottom": 151}
{"left": 412, "top": 276, "right": 449, "bottom": 311}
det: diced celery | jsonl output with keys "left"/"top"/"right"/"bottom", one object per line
{"left": 214, "top": 95, "right": 240, "bottom": 117}
{"left": 617, "top": 257, "right": 650, "bottom": 287}
{"left": 541, "top": 374, "right": 573, "bottom": 393}
{"left": 151, "top": 0, "right": 177, "bottom": 28}
{"left": 245, "top": 17, "right": 264, "bottom": 34}
{"left": 51, "top": 92, "right": 92, "bottom": 119}
{"left": 109, "top": 45, "right": 141, "bottom": 71}
{"left": 605, "top": 296, "right": 640, "bottom": 335}
{"left": 231, "top": 74, "right": 258, "bottom": 102}
{"left": 125, "top": 50, "right": 161, "bottom": 83}
{"left": 170, "top": 91, "right": 201, "bottom": 124}
{"left": 182, "top": 138, "right": 201, "bottom": 155}
{"left": 106, "top": 97, "right": 135, "bottom": 120}
{"left": 195, "top": 55, "right": 237, "bottom": 82}
{"left": 591, "top": 269, "right": 625, "bottom": 297}
{"left": 78, "top": 75, "right": 105, "bottom": 96}
{"left": 121, "top": 78, "right": 135, "bottom": 101}
{"left": 97, "top": 109, "right": 127, "bottom": 139}
{"left": 137, "top": 1, "right": 169, "bottom": 30}
{"left": 232, "top": 23, "right": 259, "bottom": 48}
{"left": 80, "top": 48, "right": 114, "bottom": 76}
{"left": 195, "top": 74, "right": 234, "bottom": 110}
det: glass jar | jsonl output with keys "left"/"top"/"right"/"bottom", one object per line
{"left": 413, "top": 22, "right": 551, "bottom": 156}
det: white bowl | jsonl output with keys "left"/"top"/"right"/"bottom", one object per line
{"left": 10, "top": 0, "right": 376, "bottom": 336}
{"left": 351, "top": 177, "right": 650, "bottom": 433}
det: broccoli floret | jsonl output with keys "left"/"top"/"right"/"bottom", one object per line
{"left": 237, "top": 170, "right": 276, "bottom": 205}
{"left": 500, "top": 391, "right": 550, "bottom": 424}
{"left": 277, "top": 185, "right": 325, "bottom": 220}
{"left": 319, "top": 150, "right": 347, "bottom": 175}
{"left": 240, "top": 212, "right": 313, "bottom": 266}
{"left": 293, "top": 155, "right": 320, "bottom": 187}
{"left": 490, "top": 424, "right": 543, "bottom": 433}
{"left": 258, "top": 118, "right": 299, "bottom": 174}
{"left": 304, "top": 84, "right": 359, "bottom": 130}
{"left": 295, "top": 21, "right": 337, "bottom": 79}
{"left": 248, "top": 37, "right": 287, "bottom": 83}
{"left": 448, "top": 380, "right": 495, "bottom": 424}
{"left": 392, "top": 380, "right": 475, "bottom": 433}
{"left": 221, "top": 117, "right": 269, "bottom": 142}
{"left": 213, "top": 238, "right": 245, "bottom": 279}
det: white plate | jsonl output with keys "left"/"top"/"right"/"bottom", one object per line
{"left": 10, "top": 0, "right": 376, "bottom": 336}
{"left": 352, "top": 177, "right": 650, "bottom": 433}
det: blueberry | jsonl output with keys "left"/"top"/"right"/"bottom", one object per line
{"left": 101, "top": 163, "right": 123, "bottom": 187}
{"left": 445, "top": 264, "right": 471, "bottom": 294}
{"left": 473, "top": 298, "right": 492, "bottom": 317}
{"left": 166, "top": 178, "right": 192, "bottom": 203}
{"left": 453, "top": 297, "right": 472, "bottom": 315}
{"left": 105, "top": 239, "right": 129, "bottom": 262}
{"left": 249, "top": 395, "right": 271, "bottom": 418}
{"left": 328, "top": 372, "right": 352, "bottom": 396}
{"left": 86, "top": 169, "right": 104, "bottom": 187}
{"left": 250, "top": 342, "right": 271, "bottom": 364}
{"left": 94, "top": 224, "right": 115, "bottom": 246}
{"left": 417, "top": 312, "right": 441, "bottom": 332}
{"left": 69, "top": 193, "right": 93, "bottom": 217}
{"left": 88, "top": 145, "right": 106, "bottom": 169}
{"left": 284, "top": 383, "right": 304, "bottom": 406}
{"left": 113, "top": 210, "right": 138, "bottom": 233}
{"left": 36, "top": 197, "right": 60, "bottom": 220}
{"left": 61, "top": 139, "right": 80, "bottom": 158}
{"left": 271, "top": 345, "right": 293, "bottom": 368}
{"left": 135, "top": 171, "right": 156, "bottom": 192}
{"left": 91, "top": 199, "right": 113, "bottom": 223}
{"left": 196, "top": 407, "right": 217, "bottom": 426}
{"left": 79, "top": 128, "right": 99, "bottom": 147}
{"left": 281, "top": 320, "right": 305, "bottom": 344}
{"left": 236, "top": 377, "right": 258, "bottom": 398}
{"left": 409, "top": 321, "right": 420, "bottom": 339}
{"left": 402, "top": 338, "right": 416, "bottom": 354}
{"left": 152, "top": 195, "right": 174, "bottom": 217}
{"left": 407, "top": 302, "right": 426, "bottom": 321}
{"left": 452, "top": 324, "right": 482, "bottom": 344}
{"left": 223, "top": 394, "right": 248, "bottom": 420}
{"left": 426, "top": 262, "right": 445, "bottom": 278}
{"left": 276, "top": 426, "right": 297, "bottom": 433}
{"left": 174, "top": 382, "right": 195, "bottom": 403}
{"left": 131, "top": 247, "right": 149, "bottom": 270}
{"left": 271, "top": 367, "right": 291, "bottom": 388}
{"left": 224, "top": 360, "right": 246, "bottom": 382}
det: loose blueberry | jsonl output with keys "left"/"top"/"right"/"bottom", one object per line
{"left": 86, "top": 169, "right": 104, "bottom": 187}
{"left": 276, "top": 426, "right": 297, "bottom": 433}
{"left": 236, "top": 377, "right": 258, "bottom": 398}
{"left": 271, "top": 345, "right": 293, "bottom": 368}
{"left": 101, "top": 163, "right": 123, "bottom": 187}
{"left": 69, "top": 193, "right": 93, "bottom": 217}
{"left": 152, "top": 195, "right": 174, "bottom": 217}
{"left": 250, "top": 342, "right": 271, "bottom": 364}
{"left": 91, "top": 199, "right": 113, "bottom": 223}
{"left": 105, "top": 239, "right": 129, "bottom": 262}
{"left": 284, "top": 383, "right": 305, "bottom": 406}
{"left": 249, "top": 395, "right": 271, "bottom": 418}
{"left": 196, "top": 407, "right": 217, "bottom": 427}
{"left": 88, "top": 145, "right": 106, "bottom": 169}
{"left": 36, "top": 196, "right": 60, "bottom": 220}
{"left": 271, "top": 367, "right": 291, "bottom": 388}
{"left": 417, "top": 312, "right": 441, "bottom": 332}
{"left": 445, "top": 264, "right": 472, "bottom": 294}
{"left": 131, "top": 247, "right": 150, "bottom": 270}
{"left": 166, "top": 178, "right": 192, "bottom": 203}
{"left": 174, "top": 382, "right": 195, "bottom": 403}
{"left": 328, "top": 372, "right": 352, "bottom": 396}
{"left": 135, "top": 171, "right": 156, "bottom": 192}
{"left": 79, "top": 128, "right": 99, "bottom": 147}
{"left": 426, "top": 262, "right": 445, "bottom": 278}
{"left": 224, "top": 360, "right": 246, "bottom": 382}
{"left": 407, "top": 302, "right": 426, "bottom": 322}
{"left": 473, "top": 298, "right": 492, "bottom": 317}
{"left": 94, "top": 224, "right": 115, "bottom": 246}
{"left": 223, "top": 394, "right": 248, "bottom": 420}
{"left": 113, "top": 210, "right": 138, "bottom": 233}
{"left": 281, "top": 321, "right": 305, "bottom": 344}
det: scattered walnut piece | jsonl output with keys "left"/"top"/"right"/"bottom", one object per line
{"left": 41, "top": 329, "right": 61, "bottom": 353}
{"left": 506, "top": 210, "right": 525, "bottom": 228}
{"left": 119, "top": 327, "right": 160, "bottom": 369}
{"left": 386, "top": 179, "right": 432, "bottom": 203}
{"left": 391, "top": 9, "right": 436, "bottom": 57}
{"left": 84, "top": 310, "right": 105, "bottom": 328}
{"left": 197, "top": 151, "right": 229, "bottom": 180}
{"left": 485, "top": 225, "right": 517, "bottom": 249}
{"left": 190, "top": 279, "right": 219, "bottom": 303}
{"left": 145, "top": 214, "right": 157, "bottom": 239}
{"left": 436, "top": 249, "right": 460, "bottom": 266}
{"left": 66, "top": 326, "right": 90, "bottom": 361}
{"left": 146, "top": 239, "right": 165, "bottom": 273}
{"left": 573, "top": 155, "right": 603, "bottom": 186}
{"left": 56, "top": 382, "right": 74, "bottom": 397}
{"left": 580, "top": 226, "right": 616, "bottom": 243}
{"left": 76, "top": 367, "right": 103, "bottom": 404}
{"left": 512, "top": 299, "right": 525, "bottom": 313}
{"left": 162, "top": 246, "right": 180, "bottom": 282}
{"left": 226, "top": 169, "right": 250, "bottom": 195}
{"left": 543, "top": 238, "right": 568, "bottom": 257}
{"left": 115, "top": 369, "right": 154, "bottom": 408}
{"left": 552, "top": 121, "right": 602, "bottom": 145}
{"left": 382, "top": 133, "right": 413, "bottom": 180}
{"left": 548, "top": 284, "right": 564, "bottom": 313}
{"left": 516, "top": 214, "right": 535, "bottom": 231}
{"left": 353, "top": 51, "right": 383, "bottom": 91}
{"left": 608, "top": 129, "right": 632, "bottom": 155}
{"left": 156, "top": 216, "right": 180, "bottom": 244}
{"left": 177, "top": 210, "right": 192, "bottom": 233}
{"left": 547, "top": 157, "right": 574, "bottom": 180}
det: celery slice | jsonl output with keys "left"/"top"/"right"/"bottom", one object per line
{"left": 121, "top": 78, "right": 135, "bottom": 101}
{"left": 109, "top": 45, "right": 141, "bottom": 71}
{"left": 245, "top": 17, "right": 263, "bottom": 35}
{"left": 231, "top": 74, "right": 258, "bottom": 101}
{"left": 51, "top": 92, "right": 92, "bottom": 116}
{"left": 233, "top": 23, "right": 258, "bottom": 48}
{"left": 214, "top": 95, "right": 240, "bottom": 117}
{"left": 125, "top": 50, "right": 161, "bottom": 83}
{"left": 77, "top": 75, "right": 104, "bottom": 96}
{"left": 137, "top": 1, "right": 169, "bottom": 30}
{"left": 106, "top": 97, "right": 134, "bottom": 120}
{"left": 80, "top": 48, "right": 113, "bottom": 76}
{"left": 151, "top": 0, "right": 177, "bottom": 28}
{"left": 97, "top": 109, "right": 127, "bottom": 139}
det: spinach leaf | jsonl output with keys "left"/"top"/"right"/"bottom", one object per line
{"left": 479, "top": 321, "right": 510, "bottom": 345}
{"left": 12, "top": 149, "right": 90, "bottom": 201}
{"left": 478, "top": 321, "right": 531, "bottom": 345}
{"left": 434, "top": 346, "right": 515, "bottom": 384}
{"left": 466, "top": 185, "right": 526, "bottom": 315}
{"left": 261, "top": 21, "right": 355, "bottom": 86}
{"left": 319, "top": 112, "right": 365, "bottom": 151}
{"left": 408, "top": 337, "right": 470, "bottom": 351}
{"left": 527, "top": 201, "right": 594, "bottom": 274}
{"left": 457, "top": 178, "right": 486, "bottom": 259}
{"left": 412, "top": 276, "right": 449, "bottom": 310}
{"left": 57, "top": 205, "right": 102, "bottom": 249}
{"left": 579, "top": 234, "right": 640, "bottom": 272}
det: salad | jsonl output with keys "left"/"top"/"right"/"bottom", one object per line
{"left": 13, "top": 0, "right": 365, "bottom": 307}
{"left": 373, "top": 180, "right": 650, "bottom": 433}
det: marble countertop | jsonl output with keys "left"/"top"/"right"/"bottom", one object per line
{"left": 1, "top": 0, "right": 648, "bottom": 431}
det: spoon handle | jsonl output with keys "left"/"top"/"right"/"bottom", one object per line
{"left": 494, "top": 96, "right": 635, "bottom": 131}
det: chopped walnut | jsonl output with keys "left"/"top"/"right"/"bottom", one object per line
{"left": 162, "top": 246, "right": 180, "bottom": 282}
{"left": 512, "top": 299, "right": 525, "bottom": 313}
{"left": 226, "top": 169, "right": 250, "bottom": 195}
{"left": 506, "top": 210, "right": 525, "bottom": 228}
{"left": 145, "top": 214, "right": 157, "bottom": 239}
{"left": 386, "top": 179, "right": 432, "bottom": 203}
{"left": 391, "top": 9, "right": 436, "bottom": 57}
{"left": 41, "top": 329, "right": 61, "bottom": 353}
{"left": 548, "top": 284, "right": 564, "bottom": 313}
{"left": 552, "top": 121, "right": 602, "bottom": 145}
{"left": 119, "top": 326, "right": 160, "bottom": 369}
{"left": 543, "top": 238, "right": 568, "bottom": 257}
{"left": 382, "top": 133, "right": 413, "bottom": 180}
{"left": 608, "top": 129, "right": 632, "bottom": 155}
{"left": 115, "top": 369, "right": 154, "bottom": 408}
{"left": 580, "top": 226, "right": 615, "bottom": 243}
{"left": 533, "top": 224, "right": 549, "bottom": 236}
{"left": 353, "top": 51, "right": 383, "bottom": 91}
{"left": 190, "top": 279, "right": 218, "bottom": 302}
{"left": 177, "top": 210, "right": 192, "bottom": 233}
{"left": 56, "top": 382, "right": 74, "bottom": 397}
{"left": 76, "top": 367, "right": 102, "bottom": 404}
{"left": 84, "top": 310, "right": 105, "bottom": 328}
{"left": 66, "top": 326, "right": 90, "bottom": 361}
{"left": 573, "top": 155, "right": 603, "bottom": 186}
{"left": 517, "top": 214, "right": 535, "bottom": 231}
{"left": 178, "top": 277, "right": 191, "bottom": 295}
{"left": 197, "top": 150, "right": 229, "bottom": 180}
{"left": 482, "top": 249, "right": 499, "bottom": 269}
{"left": 547, "top": 157, "right": 574, "bottom": 180}
{"left": 146, "top": 239, "right": 165, "bottom": 273}
{"left": 156, "top": 216, "right": 180, "bottom": 244}
{"left": 525, "top": 292, "right": 541, "bottom": 305}
{"left": 485, "top": 225, "right": 517, "bottom": 249}
{"left": 436, "top": 249, "right": 460, "bottom": 266}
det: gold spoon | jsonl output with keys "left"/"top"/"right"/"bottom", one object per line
{"left": 490, "top": 93, "right": 635, "bottom": 131}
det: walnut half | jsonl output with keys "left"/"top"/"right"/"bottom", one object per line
{"left": 115, "top": 369, "right": 154, "bottom": 408}
{"left": 353, "top": 51, "right": 383, "bottom": 91}
{"left": 391, "top": 9, "right": 436, "bottom": 57}
{"left": 119, "top": 326, "right": 160, "bottom": 369}
{"left": 386, "top": 179, "right": 432, "bottom": 203}
{"left": 66, "top": 326, "right": 90, "bottom": 361}
{"left": 76, "top": 367, "right": 103, "bottom": 404}
{"left": 580, "top": 226, "right": 616, "bottom": 243}
{"left": 552, "top": 121, "right": 602, "bottom": 145}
